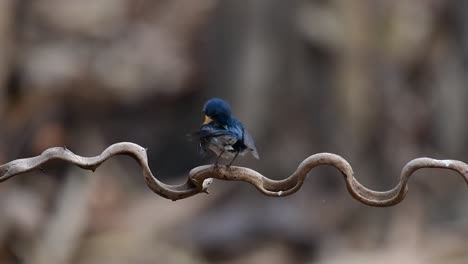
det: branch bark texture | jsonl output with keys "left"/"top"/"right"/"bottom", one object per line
{"left": 1, "top": 142, "right": 467, "bottom": 207}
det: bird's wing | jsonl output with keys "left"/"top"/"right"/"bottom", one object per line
{"left": 199, "top": 126, "right": 239, "bottom": 146}
{"left": 244, "top": 130, "right": 259, "bottom": 159}
{"left": 199, "top": 126, "right": 235, "bottom": 138}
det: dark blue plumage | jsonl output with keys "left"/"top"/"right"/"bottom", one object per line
{"left": 199, "top": 98, "right": 259, "bottom": 165}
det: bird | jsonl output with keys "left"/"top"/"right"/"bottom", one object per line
{"left": 198, "top": 98, "right": 259, "bottom": 166}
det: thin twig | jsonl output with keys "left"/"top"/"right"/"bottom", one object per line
{"left": 0, "top": 142, "right": 467, "bottom": 207}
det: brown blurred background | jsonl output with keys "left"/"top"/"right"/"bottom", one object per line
{"left": 0, "top": 0, "right": 468, "bottom": 263}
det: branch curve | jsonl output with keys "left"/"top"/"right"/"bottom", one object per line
{"left": 0, "top": 142, "right": 467, "bottom": 207}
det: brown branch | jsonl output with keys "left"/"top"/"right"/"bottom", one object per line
{"left": 1, "top": 142, "right": 467, "bottom": 207}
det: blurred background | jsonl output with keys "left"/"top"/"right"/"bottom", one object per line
{"left": 0, "top": 0, "right": 468, "bottom": 263}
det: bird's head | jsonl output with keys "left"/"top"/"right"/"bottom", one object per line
{"left": 202, "top": 98, "right": 232, "bottom": 126}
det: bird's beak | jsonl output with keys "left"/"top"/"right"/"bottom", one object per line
{"left": 203, "top": 115, "right": 212, "bottom": 125}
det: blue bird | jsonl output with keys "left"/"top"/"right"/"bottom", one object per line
{"left": 199, "top": 98, "right": 259, "bottom": 166}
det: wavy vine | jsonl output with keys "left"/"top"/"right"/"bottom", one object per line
{"left": 0, "top": 142, "right": 467, "bottom": 207}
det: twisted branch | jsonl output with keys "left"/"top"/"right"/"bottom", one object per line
{"left": 1, "top": 142, "right": 467, "bottom": 207}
